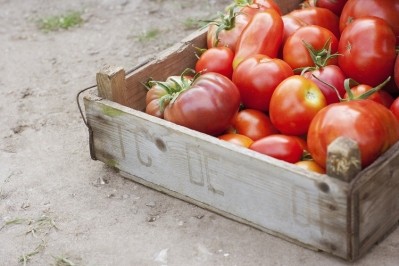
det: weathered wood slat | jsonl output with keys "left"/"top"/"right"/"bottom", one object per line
{"left": 84, "top": 94, "right": 351, "bottom": 259}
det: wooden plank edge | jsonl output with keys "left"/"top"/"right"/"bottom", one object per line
{"left": 118, "top": 170, "right": 351, "bottom": 259}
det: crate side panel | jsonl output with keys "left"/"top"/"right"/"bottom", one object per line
{"left": 353, "top": 143, "right": 399, "bottom": 259}
{"left": 85, "top": 97, "right": 351, "bottom": 259}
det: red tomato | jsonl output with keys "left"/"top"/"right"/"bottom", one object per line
{"left": 164, "top": 72, "right": 241, "bottom": 136}
{"left": 281, "top": 14, "right": 307, "bottom": 46}
{"left": 308, "top": 99, "right": 399, "bottom": 168}
{"left": 269, "top": 75, "right": 327, "bottom": 136}
{"left": 288, "top": 7, "right": 340, "bottom": 39}
{"left": 283, "top": 25, "right": 339, "bottom": 70}
{"left": 295, "top": 160, "right": 326, "bottom": 174}
{"left": 233, "top": 9, "right": 283, "bottom": 68}
{"left": 395, "top": 55, "right": 399, "bottom": 89}
{"left": 232, "top": 54, "right": 294, "bottom": 112}
{"left": 302, "top": 65, "right": 346, "bottom": 104}
{"left": 145, "top": 75, "right": 192, "bottom": 118}
{"left": 239, "top": 0, "right": 282, "bottom": 17}
{"left": 390, "top": 97, "right": 399, "bottom": 121}
{"left": 338, "top": 17, "right": 396, "bottom": 87}
{"left": 344, "top": 84, "right": 385, "bottom": 106}
{"left": 340, "top": 0, "right": 399, "bottom": 45}
{"left": 303, "top": 0, "right": 347, "bottom": 16}
{"left": 249, "top": 134, "right": 303, "bottom": 163}
{"left": 230, "top": 109, "right": 278, "bottom": 141}
{"left": 218, "top": 133, "right": 254, "bottom": 148}
{"left": 207, "top": 10, "right": 249, "bottom": 52}
{"left": 380, "top": 90, "right": 395, "bottom": 108}
{"left": 195, "top": 47, "right": 234, "bottom": 79}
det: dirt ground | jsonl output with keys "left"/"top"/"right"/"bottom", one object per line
{"left": 1, "top": 0, "right": 399, "bottom": 265}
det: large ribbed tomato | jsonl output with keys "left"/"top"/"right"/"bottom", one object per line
{"left": 308, "top": 100, "right": 399, "bottom": 168}
{"left": 163, "top": 72, "right": 241, "bottom": 136}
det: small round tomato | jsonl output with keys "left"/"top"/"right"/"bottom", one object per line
{"left": 295, "top": 160, "right": 326, "bottom": 174}
{"left": 302, "top": 65, "right": 346, "bottom": 104}
{"left": 164, "top": 72, "right": 241, "bottom": 136}
{"left": 308, "top": 99, "right": 399, "bottom": 168}
{"left": 232, "top": 54, "right": 293, "bottom": 112}
{"left": 249, "top": 134, "right": 303, "bottom": 163}
{"left": 283, "top": 25, "right": 339, "bottom": 70}
{"left": 230, "top": 109, "right": 278, "bottom": 141}
{"left": 344, "top": 84, "right": 385, "bottom": 106}
{"left": 288, "top": 7, "right": 340, "bottom": 39}
{"left": 390, "top": 97, "right": 399, "bottom": 121}
{"left": 218, "top": 133, "right": 254, "bottom": 148}
{"left": 338, "top": 17, "right": 396, "bottom": 87}
{"left": 195, "top": 47, "right": 234, "bottom": 79}
{"left": 269, "top": 75, "right": 327, "bottom": 136}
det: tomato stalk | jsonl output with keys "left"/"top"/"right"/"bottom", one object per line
{"left": 204, "top": 6, "right": 239, "bottom": 47}
{"left": 342, "top": 76, "right": 391, "bottom": 101}
{"left": 299, "top": 37, "right": 339, "bottom": 71}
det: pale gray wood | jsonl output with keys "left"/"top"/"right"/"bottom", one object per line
{"left": 84, "top": 94, "right": 351, "bottom": 259}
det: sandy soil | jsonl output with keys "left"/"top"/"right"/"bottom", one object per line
{"left": 1, "top": 0, "right": 399, "bottom": 265}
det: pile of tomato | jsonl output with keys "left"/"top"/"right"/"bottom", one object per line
{"left": 145, "top": 0, "right": 399, "bottom": 175}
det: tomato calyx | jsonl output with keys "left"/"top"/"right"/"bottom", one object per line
{"left": 204, "top": 6, "right": 239, "bottom": 47}
{"left": 296, "top": 37, "right": 339, "bottom": 73}
{"left": 145, "top": 69, "right": 198, "bottom": 113}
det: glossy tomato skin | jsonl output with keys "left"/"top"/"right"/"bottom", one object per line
{"left": 230, "top": 109, "right": 278, "bottom": 141}
{"left": 340, "top": 0, "right": 399, "bottom": 45}
{"left": 207, "top": 13, "right": 249, "bottom": 52}
{"left": 283, "top": 25, "right": 339, "bottom": 70}
{"left": 308, "top": 100, "right": 399, "bottom": 168}
{"left": 281, "top": 14, "right": 307, "bottom": 45}
{"left": 218, "top": 133, "right": 254, "bottom": 148}
{"left": 240, "top": 0, "right": 282, "bottom": 17}
{"left": 313, "top": 0, "right": 347, "bottom": 16}
{"left": 344, "top": 84, "right": 385, "bottom": 106}
{"left": 288, "top": 7, "right": 340, "bottom": 39}
{"left": 269, "top": 75, "right": 327, "bottom": 136}
{"left": 233, "top": 9, "right": 283, "bottom": 69}
{"left": 302, "top": 65, "right": 346, "bottom": 104}
{"left": 232, "top": 54, "right": 293, "bottom": 112}
{"left": 195, "top": 47, "right": 234, "bottom": 79}
{"left": 390, "top": 97, "right": 399, "bottom": 121}
{"left": 295, "top": 160, "right": 326, "bottom": 174}
{"left": 249, "top": 134, "right": 303, "bottom": 163}
{"left": 164, "top": 73, "right": 241, "bottom": 136}
{"left": 338, "top": 17, "right": 396, "bottom": 87}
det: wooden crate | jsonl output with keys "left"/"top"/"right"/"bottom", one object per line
{"left": 80, "top": 0, "right": 399, "bottom": 261}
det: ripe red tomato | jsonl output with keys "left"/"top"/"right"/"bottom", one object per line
{"left": 145, "top": 75, "right": 192, "bottom": 118}
{"left": 395, "top": 55, "right": 399, "bottom": 89}
{"left": 281, "top": 14, "right": 307, "bottom": 46}
{"left": 269, "top": 75, "right": 327, "bottom": 136}
{"left": 288, "top": 7, "right": 340, "bottom": 39}
{"left": 343, "top": 84, "right": 385, "bottom": 106}
{"left": 295, "top": 160, "right": 326, "bottom": 174}
{"left": 390, "top": 97, "right": 399, "bottom": 121}
{"left": 338, "top": 17, "right": 396, "bottom": 87}
{"left": 218, "top": 133, "right": 254, "bottom": 148}
{"left": 303, "top": 0, "right": 347, "bottom": 17}
{"left": 340, "top": 0, "right": 399, "bottom": 45}
{"left": 230, "top": 109, "right": 278, "bottom": 141}
{"left": 164, "top": 72, "right": 241, "bottom": 136}
{"left": 232, "top": 54, "right": 293, "bottom": 112}
{"left": 233, "top": 9, "right": 283, "bottom": 68}
{"left": 239, "top": 0, "right": 282, "bottom": 17}
{"left": 249, "top": 134, "right": 303, "bottom": 163}
{"left": 379, "top": 90, "right": 395, "bottom": 108}
{"left": 195, "top": 47, "right": 234, "bottom": 79}
{"left": 308, "top": 99, "right": 399, "bottom": 168}
{"left": 207, "top": 11, "right": 249, "bottom": 52}
{"left": 283, "top": 25, "right": 339, "bottom": 70}
{"left": 302, "top": 65, "right": 346, "bottom": 104}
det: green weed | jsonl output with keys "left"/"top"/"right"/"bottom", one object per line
{"left": 38, "top": 11, "right": 83, "bottom": 32}
{"left": 136, "top": 28, "right": 161, "bottom": 42}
